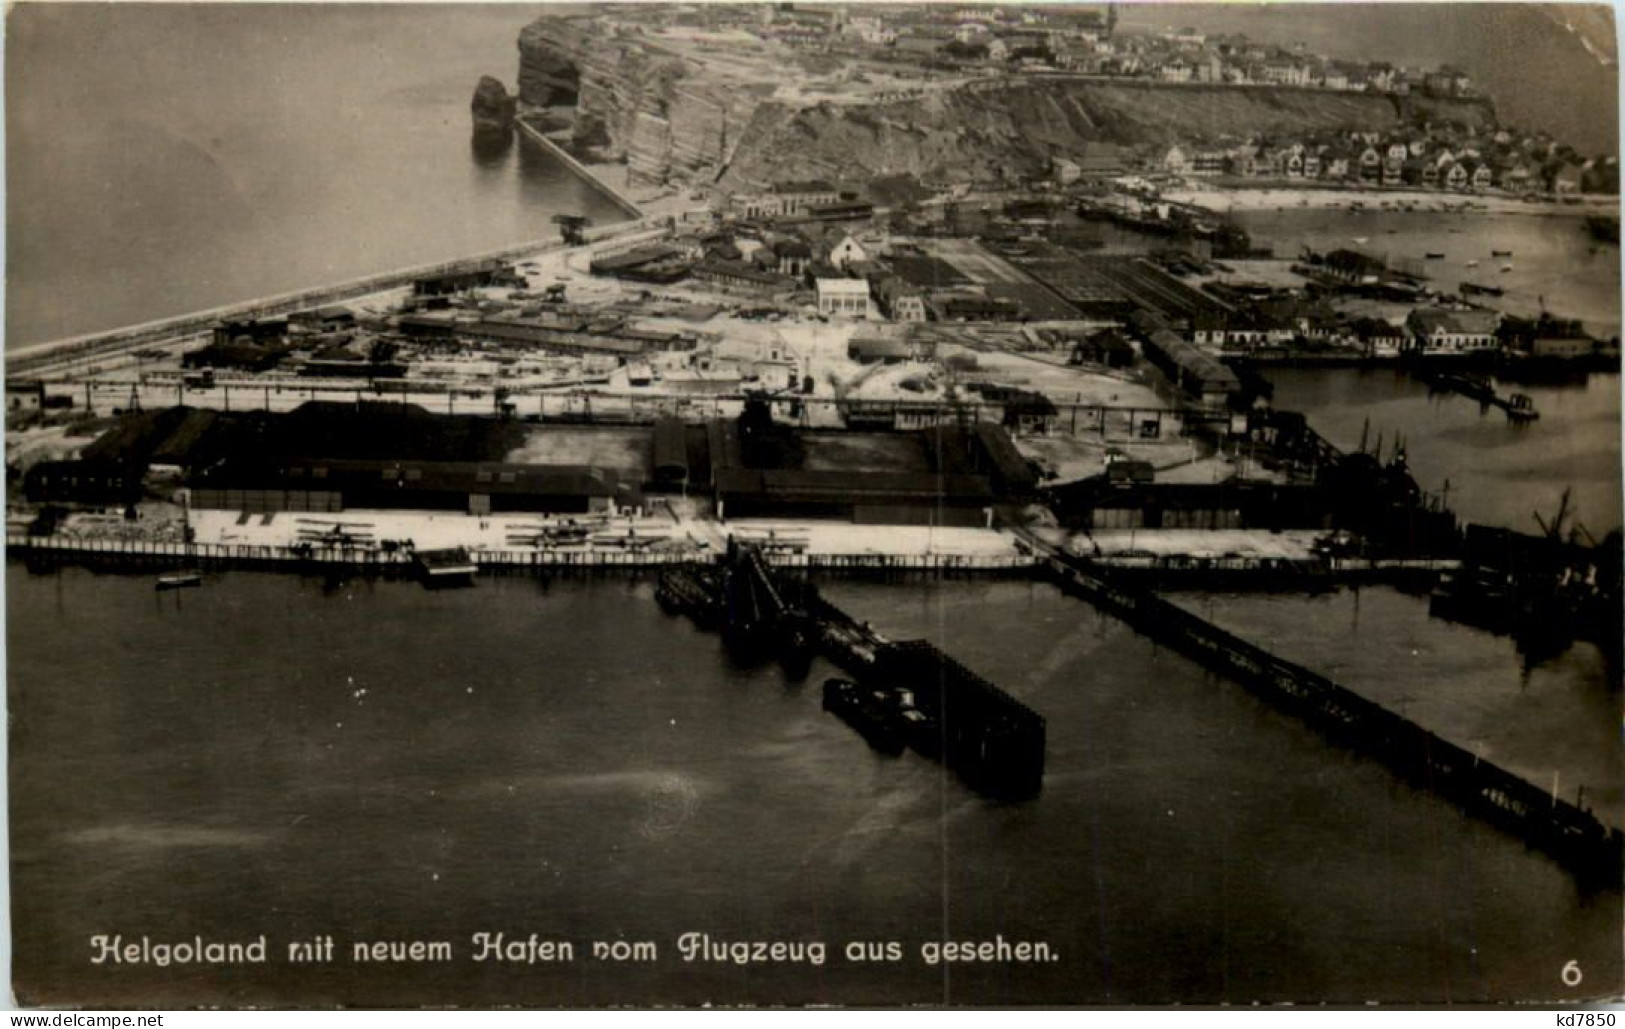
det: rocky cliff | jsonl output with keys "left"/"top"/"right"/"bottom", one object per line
{"left": 470, "top": 75, "right": 517, "bottom": 136}
{"left": 718, "top": 81, "right": 1496, "bottom": 191}
{"left": 518, "top": 16, "right": 772, "bottom": 183}
{"left": 516, "top": 14, "right": 1496, "bottom": 191}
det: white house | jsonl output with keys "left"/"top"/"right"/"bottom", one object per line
{"left": 816, "top": 278, "right": 873, "bottom": 318}
{"left": 826, "top": 232, "right": 870, "bottom": 270}
{"left": 1405, "top": 308, "right": 1501, "bottom": 355}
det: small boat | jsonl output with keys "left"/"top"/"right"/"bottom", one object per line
{"left": 1500, "top": 264, "right": 1514, "bottom": 273}
{"left": 1352, "top": 236, "right": 1369, "bottom": 244}
{"left": 1492, "top": 249, "right": 1513, "bottom": 257}
{"left": 1461, "top": 281, "right": 1505, "bottom": 297}
{"left": 1425, "top": 251, "right": 1446, "bottom": 260}
{"left": 156, "top": 572, "right": 202, "bottom": 591}
{"left": 1465, "top": 260, "right": 1479, "bottom": 268}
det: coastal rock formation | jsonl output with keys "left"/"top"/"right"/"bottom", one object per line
{"left": 517, "top": 19, "right": 582, "bottom": 108}
{"left": 518, "top": 15, "right": 773, "bottom": 183}
{"left": 516, "top": 14, "right": 1497, "bottom": 191}
{"left": 470, "top": 75, "right": 518, "bottom": 136}
{"left": 717, "top": 82, "right": 1496, "bottom": 192}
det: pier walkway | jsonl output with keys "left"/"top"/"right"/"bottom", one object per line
{"left": 1020, "top": 530, "right": 1622, "bottom": 882}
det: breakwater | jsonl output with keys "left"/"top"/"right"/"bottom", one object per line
{"left": 515, "top": 120, "right": 644, "bottom": 220}
{"left": 1033, "top": 536, "right": 1622, "bottom": 883}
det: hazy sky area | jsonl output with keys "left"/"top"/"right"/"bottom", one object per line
{"left": 1115, "top": 3, "right": 1618, "bottom": 155}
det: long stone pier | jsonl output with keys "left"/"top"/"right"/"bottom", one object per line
{"left": 1024, "top": 531, "right": 1623, "bottom": 884}
{"left": 515, "top": 119, "right": 644, "bottom": 220}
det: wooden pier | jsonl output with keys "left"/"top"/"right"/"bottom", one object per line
{"left": 1418, "top": 370, "right": 1540, "bottom": 422}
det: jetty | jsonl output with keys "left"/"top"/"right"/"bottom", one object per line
{"left": 1022, "top": 530, "right": 1622, "bottom": 883}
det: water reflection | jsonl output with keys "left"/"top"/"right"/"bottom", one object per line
{"left": 470, "top": 127, "right": 513, "bottom": 167}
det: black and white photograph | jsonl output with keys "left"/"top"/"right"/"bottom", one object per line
{"left": 5, "top": 0, "right": 1622, "bottom": 1009}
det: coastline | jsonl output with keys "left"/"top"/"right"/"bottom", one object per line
{"left": 8, "top": 215, "right": 654, "bottom": 381}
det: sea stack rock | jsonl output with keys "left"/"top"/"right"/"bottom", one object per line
{"left": 470, "top": 75, "right": 518, "bottom": 137}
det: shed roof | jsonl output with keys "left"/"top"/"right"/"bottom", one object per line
{"left": 816, "top": 278, "right": 872, "bottom": 297}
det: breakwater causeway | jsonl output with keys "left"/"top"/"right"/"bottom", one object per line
{"left": 515, "top": 120, "right": 644, "bottom": 220}
{"left": 1031, "top": 535, "right": 1622, "bottom": 882}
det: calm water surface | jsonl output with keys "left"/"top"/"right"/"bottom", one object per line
{"left": 1235, "top": 209, "right": 1621, "bottom": 338}
{"left": 9, "top": 570, "right": 1619, "bottom": 1006}
{"left": 5, "top": 4, "right": 621, "bottom": 347}
{"left": 1267, "top": 368, "right": 1622, "bottom": 535}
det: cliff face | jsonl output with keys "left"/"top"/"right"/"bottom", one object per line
{"left": 517, "top": 15, "right": 1497, "bottom": 190}
{"left": 518, "top": 16, "right": 771, "bottom": 183}
{"left": 517, "top": 18, "right": 583, "bottom": 108}
{"left": 718, "top": 82, "right": 1497, "bottom": 191}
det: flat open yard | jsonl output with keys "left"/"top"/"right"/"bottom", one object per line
{"left": 920, "top": 238, "right": 1034, "bottom": 286}
{"left": 505, "top": 425, "right": 651, "bottom": 475}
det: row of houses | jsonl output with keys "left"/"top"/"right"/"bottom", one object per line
{"left": 1187, "top": 299, "right": 1506, "bottom": 358}
{"left": 862, "top": 11, "right": 1471, "bottom": 102}
{"left": 590, "top": 216, "right": 958, "bottom": 325}
{"left": 1165, "top": 139, "right": 1601, "bottom": 195}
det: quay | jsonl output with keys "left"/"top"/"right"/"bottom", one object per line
{"left": 1025, "top": 531, "right": 1623, "bottom": 882}
{"left": 4, "top": 534, "right": 1036, "bottom": 575}
{"left": 1071, "top": 550, "right": 1459, "bottom": 591}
